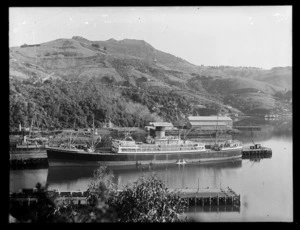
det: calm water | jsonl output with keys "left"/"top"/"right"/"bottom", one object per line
{"left": 10, "top": 118, "right": 293, "bottom": 222}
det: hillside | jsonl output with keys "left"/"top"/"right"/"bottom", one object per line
{"left": 9, "top": 36, "right": 292, "bottom": 130}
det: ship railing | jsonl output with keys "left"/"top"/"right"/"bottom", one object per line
{"left": 119, "top": 145, "right": 206, "bottom": 153}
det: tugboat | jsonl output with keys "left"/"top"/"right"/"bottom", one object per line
{"left": 10, "top": 135, "right": 48, "bottom": 154}
{"left": 10, "top": 112, "right": 49, "bottom": 155}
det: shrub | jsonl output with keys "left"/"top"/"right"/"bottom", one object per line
{"left": 92, "top": 43, "right": 100, "bottom": 48}
{"left": 108, "top": 174, "right": 188, "bottom": 222}
{"left": 10, "top": 168, "right": 188, "bottom": 223}
{"left": 9, "top": 183, "right": 56, "bottom": 223}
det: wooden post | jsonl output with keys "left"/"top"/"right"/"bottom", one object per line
{"left": 217, "top": 194, "right": 219, "bottom": 206}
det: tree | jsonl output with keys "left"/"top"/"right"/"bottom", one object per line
{"left": 9, "top": 183, "right": 56, "bottom": 223}
{"left": 92, "top": 43, "right": 100, "bottom": 48}
{"left": 87, "top": 166, "right": 116, "bottom": 207}
{"left": 108, "top": 174, "right": 188, "bottom": 222}
{"left": 50, "top": 166, "right": 118, "bottom": 223}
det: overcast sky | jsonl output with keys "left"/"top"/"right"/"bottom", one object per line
{"left": 9, "top": 6, "right": 292, "bottom": 69}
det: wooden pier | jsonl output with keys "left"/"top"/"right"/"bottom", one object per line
{"left": 10, "top": 187, "right": 240, "bottom": 207}
{"left": 169, "top": 187, "right": 240, "bottom": 207}
{"left": 242, "top": 147, "right": 272, "bottom": 158}
{"left": 10, "top": 189, "right": 89, "bottom": 207}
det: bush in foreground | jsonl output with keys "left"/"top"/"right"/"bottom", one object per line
{"left": 10, "top": 167, "right": 188, "bottom": 223}
{"left": 108, "top": 174, "right": 188, "bottom": 222}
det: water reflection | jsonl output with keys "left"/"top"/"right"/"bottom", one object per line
{"left": 187, "top": 205, "right": 240, "bottom": 213}
{"left": 233, "top": 116, "right": 292, "bottom": 145}
{"left": 9, "top": 117, "right": 293, "bottom": 222}
{"left": 10, "top": 169, "right": 48, "bottom": 193}
{"left": 45, "top": 159, "right": 242, "bottom": 192}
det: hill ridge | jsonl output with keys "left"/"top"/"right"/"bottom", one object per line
{"left": 9, "top": 36, "right": 292, "bottom": 128}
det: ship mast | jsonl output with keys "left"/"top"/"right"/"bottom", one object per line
{"left": 215, "top": 115, "right": 218, "bottom": 145}
{"left": 29, "top": 112, "right": 37, "bottom": 138}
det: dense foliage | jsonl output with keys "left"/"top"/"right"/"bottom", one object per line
{"left": 121, "top": 86, "right": 193, "bottom": 122}
{"left": 9, "top": 78, "right": 163, "bottom": 131}
{"left": 108, "top": 174, "right": 188, "bottom": 222}
{"left": 9, "top": 37, "right": 292, "bottom": 131}
{"left": 274, "top": 90, "right": 292, "bottom": 102}
{"left": 51, "top": 166, "right": 117, "bottom": 223}
{"left": 9, "top": 76, "right": 200, "bottom": 131}
{"left": 10, "top": 183, "right": 56, "bottom": 223}
{"left": 10, "top": 166, "right": 188, "bottom": 223}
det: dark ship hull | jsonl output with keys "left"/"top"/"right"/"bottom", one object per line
{"left": 46, "top": 147, "right": 242, "bottom": 166}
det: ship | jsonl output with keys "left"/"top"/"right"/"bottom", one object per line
{"left": 46, "top": 123, "right": 243, "bottom": 166}
{"left": 10, "top": 135, "right": 49, "bottom": 155}
{"left": 10, "top": 112, "right": 49, "bottom": 155}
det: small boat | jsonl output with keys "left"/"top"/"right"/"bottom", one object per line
{"left": 10, "top": 113, "right": 49, "bottom": 155}
{"left": 10, "top": 135, "right": 49, "bottom": 155}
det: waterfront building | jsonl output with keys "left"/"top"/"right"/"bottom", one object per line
{"left": 187, "top": 116, "right": 233, "bottom": 131}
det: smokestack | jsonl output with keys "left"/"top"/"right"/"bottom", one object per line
{"left": 155, "top": 126, "right": 165, "bottom": 139}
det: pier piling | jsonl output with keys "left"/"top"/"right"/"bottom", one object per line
{"left": 10, "top": 187, "right": 240, "bottom": 208}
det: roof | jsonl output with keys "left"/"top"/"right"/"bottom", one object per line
{"left": 190, "top": 121, "right": 229, "bottom": 126}
{"left": 149, "top": 122, "right": 174, "bottom": 127}
{"left": 188, "top": 116, "right": 232, "bottom": 121}
{"left": 109, "top": 127, "right": 142, "bottom": 131}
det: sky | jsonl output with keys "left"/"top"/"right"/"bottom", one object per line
{"left": 9, "top": 6, "right": 292, "bottom": 69}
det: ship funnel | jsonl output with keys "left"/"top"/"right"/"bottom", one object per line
{"left": 155, "top": 126, "right": 165, "bottom": 139}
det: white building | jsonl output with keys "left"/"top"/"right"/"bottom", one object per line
{"left": 187, "top": 116, "right": 233, "bottom": 130}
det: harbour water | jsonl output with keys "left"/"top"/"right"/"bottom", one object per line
{"left": 9, "top": 117, "right": 293, "bottom": 222}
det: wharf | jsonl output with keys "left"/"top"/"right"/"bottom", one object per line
{"left": 189, "top": 204, "right": 240, "bottom": 213}
{"left": 10, "top": 187, "right": 240, "bottom": 207}
{"left": 242, "top": 147, "right": 272, "bottom": 158}
{"left": 169, "top": 187, "right": 240, "bottom": 206}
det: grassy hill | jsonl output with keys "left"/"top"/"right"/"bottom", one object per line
{"left": 9, "top": 36, "right": 292, "bottom": 130}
